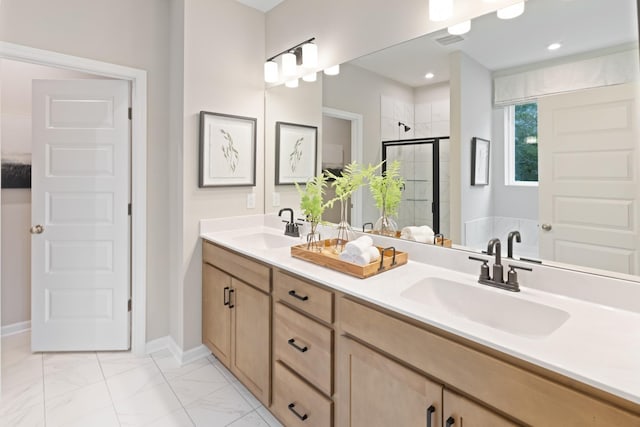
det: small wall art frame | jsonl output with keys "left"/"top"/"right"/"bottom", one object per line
{"left": 199, "top": 111, "right": 257, "bottom": 188}
{"left": 275, "top": 121, "right": 318, "bottom": 185}
{"left": 471, "top": 137, "right": 490, "bottom": 186}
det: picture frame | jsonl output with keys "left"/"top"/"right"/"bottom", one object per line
{"left": 199, "top": 111, "right": 257, "bottom": 188}
{"left": 471, "top": 137, "right": 490, "bottom": 186}
{"left": 275, "top": 121, "right": 318, "bottom": 185}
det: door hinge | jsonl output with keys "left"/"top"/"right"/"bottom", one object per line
{"left": 128, "top": 203, "right": 132, "bottom": 216}
{"left": 128, "top": 299, "right": 132, "bottom": 312}
{"left": 128, "top": 107, "right": 132, "bottom": 120}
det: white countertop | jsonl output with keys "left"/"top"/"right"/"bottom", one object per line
{"left": 200, "top": 217, "right": 640, "bottom": 405}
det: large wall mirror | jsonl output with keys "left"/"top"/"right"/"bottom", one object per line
{"left": 265, "top": 0, "right": 640, "bottom": 280}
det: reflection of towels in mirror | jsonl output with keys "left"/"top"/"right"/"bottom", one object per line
{"left": 401, "top": 226, "right": 434, "bottom": 243}
{"left": 322, "top": 143, "right": 343, "bottom": 168}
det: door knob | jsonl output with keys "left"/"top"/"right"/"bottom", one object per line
{"left": 541, "top": 223, "right": 552, "bottom": 231}
{"left": 30, "top": 224, "right": 44, "bottom": 234}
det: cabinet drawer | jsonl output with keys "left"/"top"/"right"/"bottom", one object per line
{"left": 274, "top": 270, "right": 333, "bottom": 323}
{"left": 203, "top": 240, "right": 270, "bottom": 293}
{"left": 273, "top": 362, "right": 332, "bottom": 427}
{"left": 274, "top": 303, "right": 333, "bottom": 396}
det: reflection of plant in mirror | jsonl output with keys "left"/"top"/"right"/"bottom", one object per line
{"left": 220, "top": 129, "right": 239, "bottom": 173}
{"left": 369, "top": 160, "right": 404, "bottom": 217}
{"left": 325, "top": 161, "right": 380, "bottom": 202}
{"left": 295, "top": 174, "right": 333, "bottom": 224}
{"left": 289, "top": 138, "right": 304, "bottom": 173}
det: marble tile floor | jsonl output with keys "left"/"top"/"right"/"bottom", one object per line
{"left": 0, "top": 331, "right": 284, "bottom": 427}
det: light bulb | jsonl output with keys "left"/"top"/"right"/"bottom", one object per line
{"left": 429, "top": 0, "right": 453, "bottom": 22}
{"left": 324, "top": 64, "right": 340, "bottom": 76}
{"left": 282, "top": 52, "right": 297, "bottom": 77}
{"left": 448, "top": 20, "right": 471, "bottom": 35}
{"left": 497, "top": 2, "right": 525, "bottom": 19}
{"left": 264, "top": 61, "right": 278, "bottom": 83}
{"left": 302, "top": 43, "right": 318, "bottom": 68}
{"left": 285, "top": 79, "right": 299, "bottom": 88}
{"left": 303, "top": 72, "right": 317, "bottom": 82}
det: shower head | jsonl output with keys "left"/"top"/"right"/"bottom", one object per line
{"left": 398, "top": 122, "right": 411, "bottom": 132}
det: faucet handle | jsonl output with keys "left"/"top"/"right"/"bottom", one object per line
{"left": 469, "top": 256, "right": 491, "bottom": 281}
{"left": 506, "top": 264, "right": 533, "bottom": 287}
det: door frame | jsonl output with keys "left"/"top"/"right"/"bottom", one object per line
{"left": 0, "top": 42, "right": 147, "bottom": 354}
{"left": 322, "top": 107, "right": 364, "bottom": 225}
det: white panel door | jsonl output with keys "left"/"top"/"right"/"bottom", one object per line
{"left": 31, "top": 79, "right": 130, "bottom": 351}
{"left": 538, "top": 83, "right": 639, "bottom": 275}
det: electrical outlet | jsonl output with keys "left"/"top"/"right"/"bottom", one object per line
{"left": 272, "top": 192, "right": 281, "bottom": 207}
{"left": 247, "top": 192, "right": 256, "bottom": 209}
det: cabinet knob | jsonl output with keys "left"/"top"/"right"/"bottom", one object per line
{"left": 288, "top": 403, "right": 308, "bottom": 421}
{"left": 426, "top": 405, "right": 436, "bottom": 427}
{"left": 446, "top": 416, "right": 455, "bottom": 427}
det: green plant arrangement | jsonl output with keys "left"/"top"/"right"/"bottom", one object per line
{"left": 295, "top": 174, "right": 333, "bottom": 251}
{"left": 324, "top": 162, "right": 380, "bottom": 251}
{"left": 369, "top": 160, "right": 404, "bottom": 236}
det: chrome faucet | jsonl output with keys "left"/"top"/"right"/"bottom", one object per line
{"left": 278, "top": 208, "right": 300, "bottom": 237}
{"left": 507, "top": 230, "right": 521, "bottom": 258}
{"left": 469, "top": 238, "right": 531, "bottom": 292}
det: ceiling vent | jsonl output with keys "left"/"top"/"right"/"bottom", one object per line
{"left": 434, "top": 34, "right": 465, "bottom": 46}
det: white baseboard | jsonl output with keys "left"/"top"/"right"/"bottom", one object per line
{"left": 1, "top": 321, "right": 31, "bottom": 337}
{"left": 167, "top": 335, "right": 210, "bottom": 366}
{"left": 145, "top": 336, "right": 169, "bottom": 355}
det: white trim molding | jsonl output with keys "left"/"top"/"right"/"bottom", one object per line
{"left": 0, "top": 42, "right": 148, "bottom": 355}
{"left": 167, "top": 336, "right": 211, "bottom": 366}
{"left": 1, "top": 321, "right": 31, "bottom": 337}
{"left": 322, "top": 107, "right": 364, "bottom": 226}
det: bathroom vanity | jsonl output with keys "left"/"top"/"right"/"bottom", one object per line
{"left": 200, "top": 215, "right": 640, "bottom": 426}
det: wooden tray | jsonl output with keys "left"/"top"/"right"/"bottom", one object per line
{"left": 365, "top": 230, "right": 452, "bottom": 248}
{"left": 290, "top": 239, "right": 408, "bottom": 279}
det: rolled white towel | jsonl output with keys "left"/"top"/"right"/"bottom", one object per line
{"left": 412, "top": 233, "right": 431, "bottom": 243}
{"left": 351, "top": 251, "right": 372, "bottom": 265}
{"left": 418, "top": 225, "right": 435, "bottom": 237}
{"left": 368, "top": 246, "right": 380, "bottom": 261}
{"left": 400, "top": 226, "right": 420, "bottom": 239}
{"left": 339, "top": 252, "right": 355, "bottom": 263}
{"left": 345, "top": 236, "right": 374, "bottom": 255}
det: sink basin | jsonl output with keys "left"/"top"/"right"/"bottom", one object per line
{"left": 400, "top": 277, "right": 570, "bottom": 338}
{"left": 231, "top": 232, "right": 298, "bottom": 250}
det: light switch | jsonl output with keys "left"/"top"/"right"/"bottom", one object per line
{"left": 272, "top": 192, "right": 281, "bottom": 207}
{"left": 247, "top": 193, "right": 255, "bottom": 209}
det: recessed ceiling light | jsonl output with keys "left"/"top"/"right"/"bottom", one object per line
{"left": 547, "top": 43, "right": 562, "bottom": 51}
{"left": 425, "top": 72, "right": 435, "bottom": 79}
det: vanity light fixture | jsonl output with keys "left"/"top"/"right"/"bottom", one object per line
{"left": 547, "top": 42, "right": 562, "bottom": 51}
{"left": 429, "top": 0, "right": 453, "bottom": 22}
{"left": 263, "top": 37, "right": 316, "bottom": 83}
{"left": 425, "top": 72, "right": 435, "bottom": 79}
{"left": 497, "top": 2, "right": 525, "bottom": 19}
{"left": 303, "top": 72, "right": 317, "bottom": 82}
{"left": 324, "top": 64, "right": 340, "bottom": 76}
{"left": 448, "top": 20, "right": 471, "bottom": 35}
{"left": 285, "top": 79, "right": 299, "bottom": 88}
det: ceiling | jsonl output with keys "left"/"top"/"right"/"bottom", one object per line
{"left": 351, "top": 0, "right": 639, "bottom": 87}
{"left": 235, "top": 0, "right": 283, "bottom": 13}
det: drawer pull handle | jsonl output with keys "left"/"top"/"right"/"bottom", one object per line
{"left": 288, "top": 403, "right": 308, "bottom": 421}
{"left": 287, "top": 338, "right": 308, "bottom": 353}
{"left": 223, "top": 287, "right": 230, "bottom": 306}
{"left": 288, "top": 290, "right": 309, "bottom": 301}
{"left": 426, "top": 405, "right": 435, "bottom": 427}
{"left": 228, "top": 289, "right": 235, "bottom": 309}
{"left": 446, "top": 416, "right": 455, "bottom": 427}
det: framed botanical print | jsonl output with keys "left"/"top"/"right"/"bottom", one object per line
{"left": 275, "top": 121, "right": 318, "bottom": 185}
{"left": 471, "top": 137, "right": 490, "bottom": 186}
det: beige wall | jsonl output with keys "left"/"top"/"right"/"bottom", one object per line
{"left": 176, "top": 0, "right": 266, "bottom": 350}
{"left": 1, "top": 0, "right": 172, "bottom": 342}
{"left": 0, "top": 60, "right": 99, "bottom": 327}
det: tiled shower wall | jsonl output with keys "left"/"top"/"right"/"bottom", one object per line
{"left": 464, "top": 216, "right": 539, "bottom": 259}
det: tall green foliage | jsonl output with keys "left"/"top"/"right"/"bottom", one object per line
{"left": 369, "top": 160, "right": 404, "bottom": 217}
{"left": 325, "top": 161, "right": 380, "bottom": 202}
{"left": 514, "top": 103, "right": 538, "bottom": 182}
{"left": 295, "top": 174, "right": 332, "bottom": 224}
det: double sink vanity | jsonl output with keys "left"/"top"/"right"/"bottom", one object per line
{"left": 200, "top": 214, "right": 640, "bottom": 426}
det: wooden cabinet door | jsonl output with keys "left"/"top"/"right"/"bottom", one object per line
{"left": 202, "top": 263, "right": 232, "bottom": 366}
{"left": 442, "top": 389, "right": 519, "bottom": 427}
{"left": 338, "top": 337, "right": 442, "bottom": 427}
{"left": 231, "top": 278, "right": 271, "bottom": 406}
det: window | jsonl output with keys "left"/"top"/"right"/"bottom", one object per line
{"left": 505, "top": 102, "right": 538, "bottom": 185}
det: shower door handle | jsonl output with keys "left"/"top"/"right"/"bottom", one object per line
{"left": 30, "top": 224, "right": 45, "bottom": 234}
